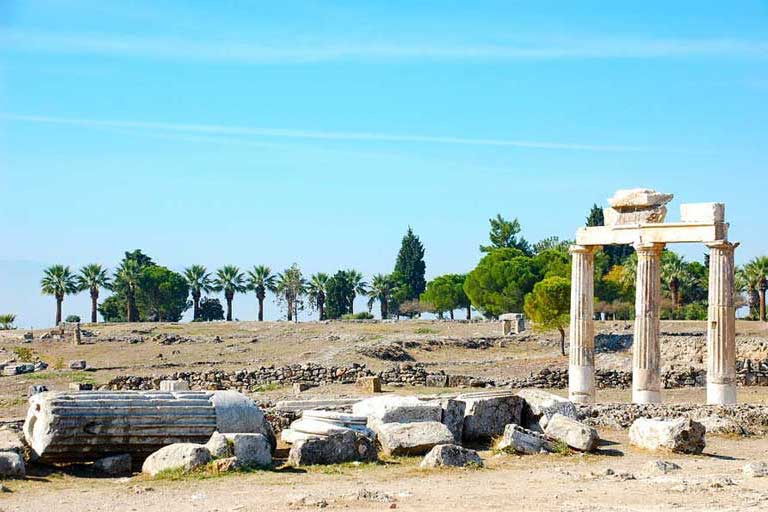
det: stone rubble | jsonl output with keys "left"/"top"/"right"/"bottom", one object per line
{"left": 544, "top": 414, "right": 599, "bottom": 452}
{"left": 496, "top": 424, "right": 555, "bottom": 454}
{"left": 287, "top": 431, "right": 378, "bottom": 466}
{"left": 141, "top": 443, "right": 212, "bottom": 476}
{"left": 376, "top": 421, "right": 454, "bottom": 456}
{"left": 629, "top": 418, "right": 706, "bottom": 454}
{"left": 420, "top": 444, "right": 483, "bottom": 468}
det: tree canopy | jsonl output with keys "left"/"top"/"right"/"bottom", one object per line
{"left": 420, "top": 274, "right": 470, "bottom": 319}
{"left": 480, "top": 214, "right": 532, "bottom": 255}
{"left": 524, "top": 276, "right": 571, "bottom": 355}
{"left": 393, "top": 227, "right": 426, "bottom": 303}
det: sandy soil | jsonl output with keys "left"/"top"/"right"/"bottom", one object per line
{"left": 2, "top": 431, "right": 768, "bottom": 512}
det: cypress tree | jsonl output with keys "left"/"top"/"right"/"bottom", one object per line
{"left": 393, "top": 227, "right": 427, "bottom": 300}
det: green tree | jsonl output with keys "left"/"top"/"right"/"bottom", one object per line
{"left": 111, "top": 259, "right": 142, "bottom": 321}
{"left": 751, "top": 257, "right": 768, "bottom": 322}
{"left": 0, "top": 314, "right": 16, "bottom": 330}
{"left": 421, "top": 274, "right": 470, "bottom": 320}
{"left": 246, "top": 265, "right": 277, "bottom": 321}
{"left": 586, "top": 203, "right": 633, "bottom": 269}
{"left": 344, "top": 269, "right": 367, "bottom": 314}
{"left": 524, "top": 276, "right": 571, "bottom": 356}
{"left": 533, "top": 236, "right": 572, "bottom": 254}
{"left": 138, "top": 265, "right": 190, "bottom": 321}
{"left": 307, "top": 272, "right": 330, "bottom": 320}
{"left": 41, "top": 264, "right": 78, "bottom": 325}
{"left": 393, "top": 227, "right": 427, "bottom": 303}
{"left": 76, "top": 263, "right": 111, "bottom": 323}
{"left": 737, "top": 263, "right": 763, "bottom": 319}
{"left": 480, "top": 214, "right": 532, "bottom": 255}
{"left": 183, "top": 265, "right": 213, "bottom": 321}
{"left": 325, "top": 270, "right": 354, "bottom": 319}
{"left": 197, "top": 297, "right": 225, "bottom": 321}
{"left": 464, "top": 248, "right": 538, "bottom": 318}
{"left": 212, "top": 265, "right": 247, "bottom": 321}
{"left": 275, "top": 264, "right": 306, "bottom": 322}
{"left": 367, "top": 273, "right": 394, "bottom": 319}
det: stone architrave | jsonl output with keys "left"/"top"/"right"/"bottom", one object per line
{"left": 706, "top": 240, "right": 738, "bottom": 405}
{"left": 632, "top": 242, "right": 665, "bottom": 404}
{"left": 568, "top": 245, "right": 599, "bottom": 403}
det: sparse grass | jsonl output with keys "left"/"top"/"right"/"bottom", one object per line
{"left": 414, "top": 327, "right": 438, "bottom": 335}
{"left": 304, "top": 460, "right": 385, "bottom": 475}
{"left": 551, "top": 440, "right": 574, "bottom": 456}
{"left": 24, "top": 370, "right": 95, "bottom": 384}
{"left": 153, "top": 462, "right": 271, "bottom": 481}
{"left": 251, "top": 383, "right": 282, "bottom": 393}
{"left": 11, "top": 347, "right": 35, "bottom": 362}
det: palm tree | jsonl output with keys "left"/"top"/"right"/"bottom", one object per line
{"left": 275, "top": 264, "right": 306, "bottom": 322}
{"left": 307, "top": 273, "right": 330, "bottom": 320}
{"left": 737, "top": 263, "right": 762, "bottom": 320}
{"left": 344, "top": 269, "right": 367, "bottom": 314}
{"left": 0, "top": 314, "right": 16, "bottom": 330}
{"left": 661, "top": 252, "right": 690, "bottom": 312}
{"left": 367, "top": 273, "right": 394, "bottom": 319}
{"left": 184, "top": 265, "right": 213, "bottom": 321}
{"left": 41, "top": 265, "right": 78, "bottom": 325}
{"left": 211, "top": 265, "right": 247, "bottom": 321}
{"left": 76, "top": 264, "right": 111, "bottom": 323}
{"left": 113, "top": 259, "right": 142, "bottom": 321}
{"left": 749, "top": 257, "right": 768, "bottom": 322}
{"left": 246, "top": 265, "right": 277, "bottom": 321}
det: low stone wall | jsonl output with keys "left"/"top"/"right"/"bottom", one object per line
{"left": 105, "top": 358, "right": 768, "bottom": 393}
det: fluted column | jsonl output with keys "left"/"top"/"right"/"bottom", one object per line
{"left": 706, "top": 241, "right": 738, "bottom": 405}
{"left": 632, "top": 242, "right": 665, "bottom": 404}
{"left": 569, "top": 245, "right": 599, "bottom": 403}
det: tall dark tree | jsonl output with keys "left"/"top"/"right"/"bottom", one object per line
{"left": 344, "top": 269, "right": 367, "bottom": 314}
{"left": 183, "top": 265, "right": 212, "bottom": 320}
{"left": 76, "top": 263, "right": 111, "bottom": 323}
{"left": 212, "top": 265, "right": 247, "bottom": 321}
{"left": 367, "top": 274, "right": 394, "bottom": 319}
{"left": 138, "top": 266, "right": 190, "bottom": 322}
{"left": 586, "top": 203, "right": 633, "bottom": 269}
{"left": 393, "top": 227, "right": 427, "bottom": 301}
{"left": 480, "top": 214, "right": 532, "bottom": 255}
{"left": 41, "top": 265, "right": 78, "bottom": 325}
{"left": 247, "top": 265, "right": 277, "bottom": 321}
{"left": 325, "top": 271, "right": 354, "bottom": 319}
{"left": 307, "top": 273, "right": 330, "bottom": 320}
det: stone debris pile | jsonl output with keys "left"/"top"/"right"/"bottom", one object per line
{"left": 281, "top": 410, "right": 374, "bottom": 444}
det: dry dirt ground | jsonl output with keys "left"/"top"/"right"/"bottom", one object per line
{"left": 2, "top": 320, "right": 768, "bottom": 511}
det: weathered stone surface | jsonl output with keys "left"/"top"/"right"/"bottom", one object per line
{"left": 696, "top": 415, "right": 744, "bottom": 436}
{"left": 458, "top": 393, "right": 524, "bottom": 441}
{"left": 223, "top": 433, "right": 271, "bottom": 468}
{"left": 0, "top": 452, "right": 25, "bottom": 477}
{"left": 420, "top": 444, "right": 483, "bottom": 468}
{"left": 608, "top": 189, "right": 673, "bottom": 209}
{"left": 69, "top": 360, "right": 87, "bottom": 370}
{"left": 93, "top": 454, "right": 132, "bottom": 476}
{"left": 376, "top": 421, "right": 453, "bottom": 456}
{"left": 142, "top": 443, "right": 211, "bottom": 476}
{"left": 544, "top": 414, "right": 599, "bottom": 452}
{"left": 205, "top": 431, "right": 232, "bottom": 458}
{"left": 743, "top": 461, "right": 768, "bottom": 478}
{"left": 680, "top": 202, "right": 725, "bottom": 224}
{"left": 629, "top": 418, "right": 705, "bottom": 454}
{"left": 27, "top": 385, "right": 48, "bottom": 397}
{"left": 353, "top": 396, "right": 442, "bottom": 426}
{"left": 604, "top": 205, "right": 667, "bottom": 226}
{"left": 438, "top": 399, "right": 465, "bottom": 443}
{"left": 159, "top": 380, "right": 189, "bottom": 391}
{"left": 0, "top": 430, "right": 25, "bottom": 454}
{"left": 357, "top": 376, "right": 382, "bottom": 393}
{"left": 211, "top": 456, "right": 239, "bottom": 472}
{"left": 287, "top": 431, "right": 377, "bottom": 466}
{"left": 68, "top": 382, "right": 93, "bottom": 391}
{"left": 642, "top": 460, "right": 681, "bottom": 475}
{"left": 517, "top": 389, "right": 577, "bottom": 430}
{"left": 499, "top": 313, "right": 525, "bottom": 335}
{"left": 497, "top": 424, "right": 555, "bottom": 454}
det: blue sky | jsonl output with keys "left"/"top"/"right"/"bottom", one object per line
{"left": 1, "top": 1, "right": 767, "bottom": 327}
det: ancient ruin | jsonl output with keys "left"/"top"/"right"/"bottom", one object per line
{"left": 568, "top": 189, "right": 737, "bottom": 405}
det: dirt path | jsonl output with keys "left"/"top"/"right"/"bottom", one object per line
{"left": 3, "top": 432, "right": 768, "bottom": 512}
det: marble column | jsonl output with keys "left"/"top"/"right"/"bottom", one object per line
{"left": 706, "top": 241, "right": 738, "bottom": 405}
{"left": 568, "top": 245, "right": 599, "bottom": 403}
{"left": 632, "top": 242, "right": 665, "bottom": 404}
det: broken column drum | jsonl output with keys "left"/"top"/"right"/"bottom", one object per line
{"left": 569, "top": 189, "right": 737, "bottom": 405}
{"left": 24, "top": 390, "right": 272, "bottom": 463}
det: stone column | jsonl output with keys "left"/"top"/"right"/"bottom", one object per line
{"left": 706, "top": 241, "right": 738, "bottom": 405}
{"left": 632, "top": 242, "right": 665, "bottom": 404}
{"left": 568, "top": 245, "right": 599, "bottom": 403}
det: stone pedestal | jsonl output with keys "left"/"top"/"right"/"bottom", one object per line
{"left": 632, "top": 243, "right": 665, "bottom": 404}
{"left": 706, "top": 241, "right": 738, "bottom": 405}
{"left": 568, "top": 245, "right": 598, "bottom": 403}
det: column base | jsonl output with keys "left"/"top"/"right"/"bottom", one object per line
{"left": 707, "top": 382, "right": 736, "bottom": 405}
{"left": 569, "top": 365, "right": 595, "bottom": 403}
{"left": 632, "top": 389, "right": 661, "bottom": 404}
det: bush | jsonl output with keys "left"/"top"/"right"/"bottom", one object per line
{"left": 12, "top": 347, "right": 35, "bottom": 362}
{"left": 683, "top": 302, "right": 708, "bottom": 320}
{"left": 341, "top": 312, "right": 374, "bottom": 320}
{"left": 65, "top": 315, "right": 81, "bottom": 323}
{"left": 197, "top": 297, "right": 225, "bottom": 322}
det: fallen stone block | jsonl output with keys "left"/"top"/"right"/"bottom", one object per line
{"left": 68, "top": 382, "right": 93, "bottom": 391}
{"left": 497, "top": 424, "right": 555, "bottom": 454}
{"left": 420, "top": 444, "right": 483, "bottom": 468}
{"left": 437, "top": 399, "right": 465, "bottom": 443}
{"left": 516, "top": 389, "right": 577, "bottom": 430}
{"left": 356, "top": 376, "right": 382, "bottom": 393}
{"left": 377, "top": 421, "right": 453, "bottom": 456}
{"left": 544, "top": 414, "right": 599, "bottom": 452}
{"left": 159, "top": 380, "right": 189, "bottom": 391}
{"left": 458, "top": 392, "right": 524, "bottom": 441}
{"left": 211, "top": 456, "right": 239, "bottom": 472}
{"left": 142, "top": 443, "right": 211, "bottom": 476}
{"left": 69, "top": 360, "right": 87, "bottom": 370}
{"left": 223, "top": 433, "right": 271, "bottom": 468}
{"left": 0, "top": 430, "right": 25, "bottom": 454}
{"left": 205, "top": 431, "right": 232, "bottom": 458}
{"left": 629, "top": 418, "right": 705, "bottom": 454}
{"left": 743, "top": 461, "right": 768, "bottom": 478}
{"left": 287, "top": 431, "right": 377, "bottom": 466}
{"left": 93, "top": 454, "right": 132, "bottom": 476}
{"left": 0, "top": 452, "right": 25, "bottom": 477}
{"left": 352, "top": 396, "right": 442, "bottom": 426}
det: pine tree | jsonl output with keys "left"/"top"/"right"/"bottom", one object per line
{"left": 393, "top": 227, "right": 427, "bottom": 301}
{"left": 586, "top": 203, "right": 633, "bottom": 270}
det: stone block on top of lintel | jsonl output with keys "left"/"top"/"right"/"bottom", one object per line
{"left": 680, "top": 203, "right": 725, "bottom": 224}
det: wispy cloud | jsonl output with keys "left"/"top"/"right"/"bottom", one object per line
{"left": 2, "top": 30, "right": 767, "bottom": 63}
{"left": 2, "top": 113, "right": 671, "bottom": 153}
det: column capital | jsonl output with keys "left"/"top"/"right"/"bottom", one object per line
{"left": 569, "top": 244, "right": 601, "bottom": 255}
{"left": 705, "top": 240, "right": 740, "bottom": 251}
{"left": 633, "top": 242, "right": 665, "bottom": 255}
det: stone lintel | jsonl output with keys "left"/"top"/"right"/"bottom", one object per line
{"left": 575, "top": 222, "right": 728, "bottom": 246}
{"left": 568, "top": 244, "right": 601, "bottom": 255}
